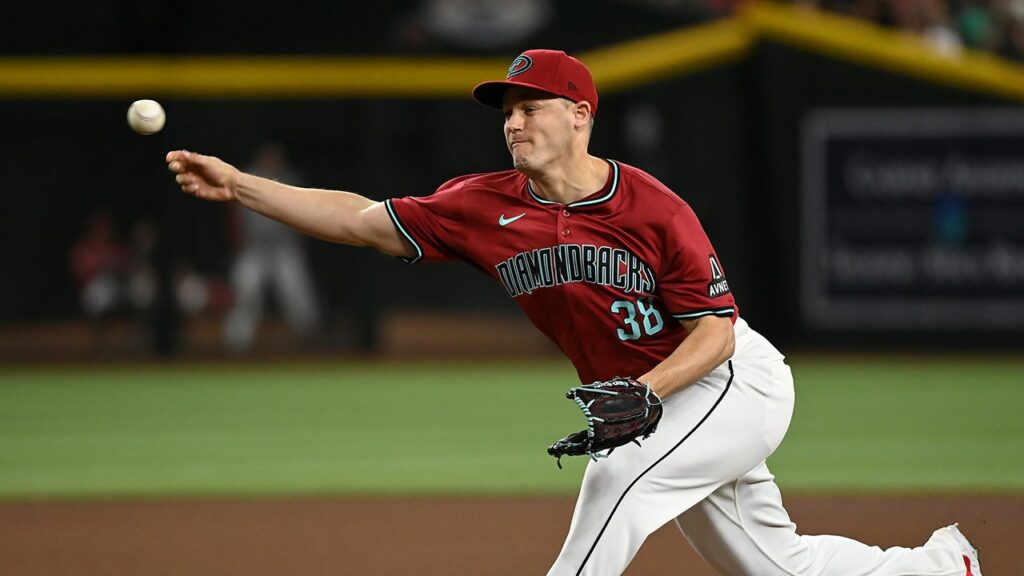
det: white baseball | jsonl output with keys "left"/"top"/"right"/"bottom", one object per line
{"left": 127, "top": 99, "right": 166, "bottom": 135}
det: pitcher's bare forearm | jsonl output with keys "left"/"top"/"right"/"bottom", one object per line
{"left": 639, "top": 314, "right": 735, "bottom": 399}
{"left": 167, "top": 149, "right": 413, "bottom": 258}
{"left": 233, "top": 173, "right": 409, "bottom": 256}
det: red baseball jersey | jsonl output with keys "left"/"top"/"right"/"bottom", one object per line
{"left": 386, "top": 160, "right": 737, "bottom": 383}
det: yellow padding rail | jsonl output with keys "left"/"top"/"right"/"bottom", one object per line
{"left": 746, "top": 2, "right": 1024, "bottom": 101}
{"left": 1, "top": 2, "right": 1022, "bottom": 100}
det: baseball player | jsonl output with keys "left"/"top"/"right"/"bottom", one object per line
{"left": 167, "top": 49, "right": 982, "bottom": 576}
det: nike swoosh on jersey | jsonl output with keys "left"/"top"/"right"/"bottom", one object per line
{"left": 499, "top": 213, "right": 527, "bottom": 226}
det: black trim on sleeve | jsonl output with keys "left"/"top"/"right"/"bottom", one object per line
{"left": 384, "top": 199, "right": 424, "bottom": 264}
{"left": 574, "top": 361, "right": 734, "bottom": 575}
{"left": 671, "top": 307, "right": 736, "bottom": 321}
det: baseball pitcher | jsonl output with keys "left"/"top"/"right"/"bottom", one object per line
{"left": 167, "top": 49, "right": 982, "bottom": 576}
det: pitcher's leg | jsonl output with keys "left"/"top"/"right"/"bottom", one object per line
{"left": 547, "top": 361, "right": 777, "bottom": 576}
{"left": 677, "top": 462, "right": 970, "bottom": 576}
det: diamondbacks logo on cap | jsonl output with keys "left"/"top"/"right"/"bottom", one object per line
{"left": 507, "top": 55, "right": 533, "bottom": 78}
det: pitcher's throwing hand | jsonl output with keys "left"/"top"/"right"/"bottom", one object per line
{"left": 166, "top": 150, "right": 239, "bottom": 202}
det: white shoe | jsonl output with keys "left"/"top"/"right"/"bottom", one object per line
{"left": 941, "top": 523, "right": 982, "bottom": 576}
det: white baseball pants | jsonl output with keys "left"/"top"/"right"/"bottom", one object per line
{"left": 547, "top": 318, "right": 969, "bottom": 576}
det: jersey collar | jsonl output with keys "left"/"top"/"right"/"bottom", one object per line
{"left": 527, "top": 159, "right": 620, "bottom": 209}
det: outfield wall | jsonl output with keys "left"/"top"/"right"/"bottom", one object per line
{"left": 2, "top": 3, "right": 1022, "bottom": 354}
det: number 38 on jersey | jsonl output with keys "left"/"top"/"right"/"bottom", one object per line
{"left": 611, "top": 296, "right": 665, "bottom": 341}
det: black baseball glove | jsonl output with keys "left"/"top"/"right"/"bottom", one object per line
{"left": 547, "top": 377, "right": 663, "bottom": 468}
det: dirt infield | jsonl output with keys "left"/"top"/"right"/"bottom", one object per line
{"left": 0, "top": 494, "right": 1019, "bottom": 575}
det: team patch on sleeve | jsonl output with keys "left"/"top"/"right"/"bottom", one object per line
{"left": 706, "top": 255, "right": 730, "bottom": 298}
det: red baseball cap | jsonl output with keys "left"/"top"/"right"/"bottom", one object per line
{"left": 473, "top": 49, "right": 599, "bottom": 116}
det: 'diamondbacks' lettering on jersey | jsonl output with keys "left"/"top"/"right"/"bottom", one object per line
{"left": 386, "top": 160, "right": 736, "bottom": 384}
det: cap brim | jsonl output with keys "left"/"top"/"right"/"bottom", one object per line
{"left": 472, "top": 80, "right": 565, "bottom": 110}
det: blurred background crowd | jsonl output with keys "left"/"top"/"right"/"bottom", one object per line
{"left": 794, "top": 0, "right": 1024, "bottom": 59}
{"left": 2, "top": 0, "right": 1023, "bottom": 361}
{"left": 7, "top": 0, "right": 1017, "bottom": 59}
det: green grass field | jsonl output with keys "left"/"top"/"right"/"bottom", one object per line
{"left": 0, "top": 355, "right": 1021, "bottom": 500}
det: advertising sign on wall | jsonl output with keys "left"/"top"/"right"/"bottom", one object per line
{"left": 801, "top": 109, "right": 1024, "bottom": 329}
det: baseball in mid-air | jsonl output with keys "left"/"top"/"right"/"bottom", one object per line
{"left": 126, "top": 99, "right": 166, "bottom": 135}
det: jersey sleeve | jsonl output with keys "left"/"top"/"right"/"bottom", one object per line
{"left": 384, "top": 177, "right": 470, "bottom": 263}
{"left": 658, "top": 204, "right": 737, "bottom": 322}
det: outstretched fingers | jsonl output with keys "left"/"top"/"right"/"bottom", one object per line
{"left": 174, "top": 173, "right": 198, "bottom": 194}
{"left": 165, "top": 149, "right": 195, "bottom": 174}
{"left": 166, "top": 150, "right": 202, "bottom": 194}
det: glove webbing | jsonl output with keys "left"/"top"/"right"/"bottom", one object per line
{"left": 564, "top": 381, "right": 662, "bottom": 466}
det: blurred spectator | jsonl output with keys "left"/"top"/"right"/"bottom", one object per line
{"left": 998, "top": 0, "right": 1024, "bottom": 59}
{"left": 956, "top": 0, "right": 999, "bottom": 51}
{"left": 173, "top": 262, "right": 211, "bottom": 316}
{"left": 793, "top": 0, "right": 1024, "bottom": 60}
{"left": 223, "top": 143, "right": 321, "bottom": 353}
{"left": 69, "top": 211, "right": 169, "bottom": 354}
{"left": 70, "top": 210, "right": 129, "bottom": 319}
{"left": 396, "top": 0, "right": 553, "bottom": 52}
{"left": 125, "top": 218, "right": 159, "bottom": 316}
{"left": 891, "top": 0, "right": 963, "bottom": 56}
{"left": 620, "top": 0, "right": 740, "bottom": 18}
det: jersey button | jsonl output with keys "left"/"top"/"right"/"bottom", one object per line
{"left": 562, "top": 209, "right": 571, "bottom": 217}
{"left": 562, "top": 227, "right": 571, "bottom": 236}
